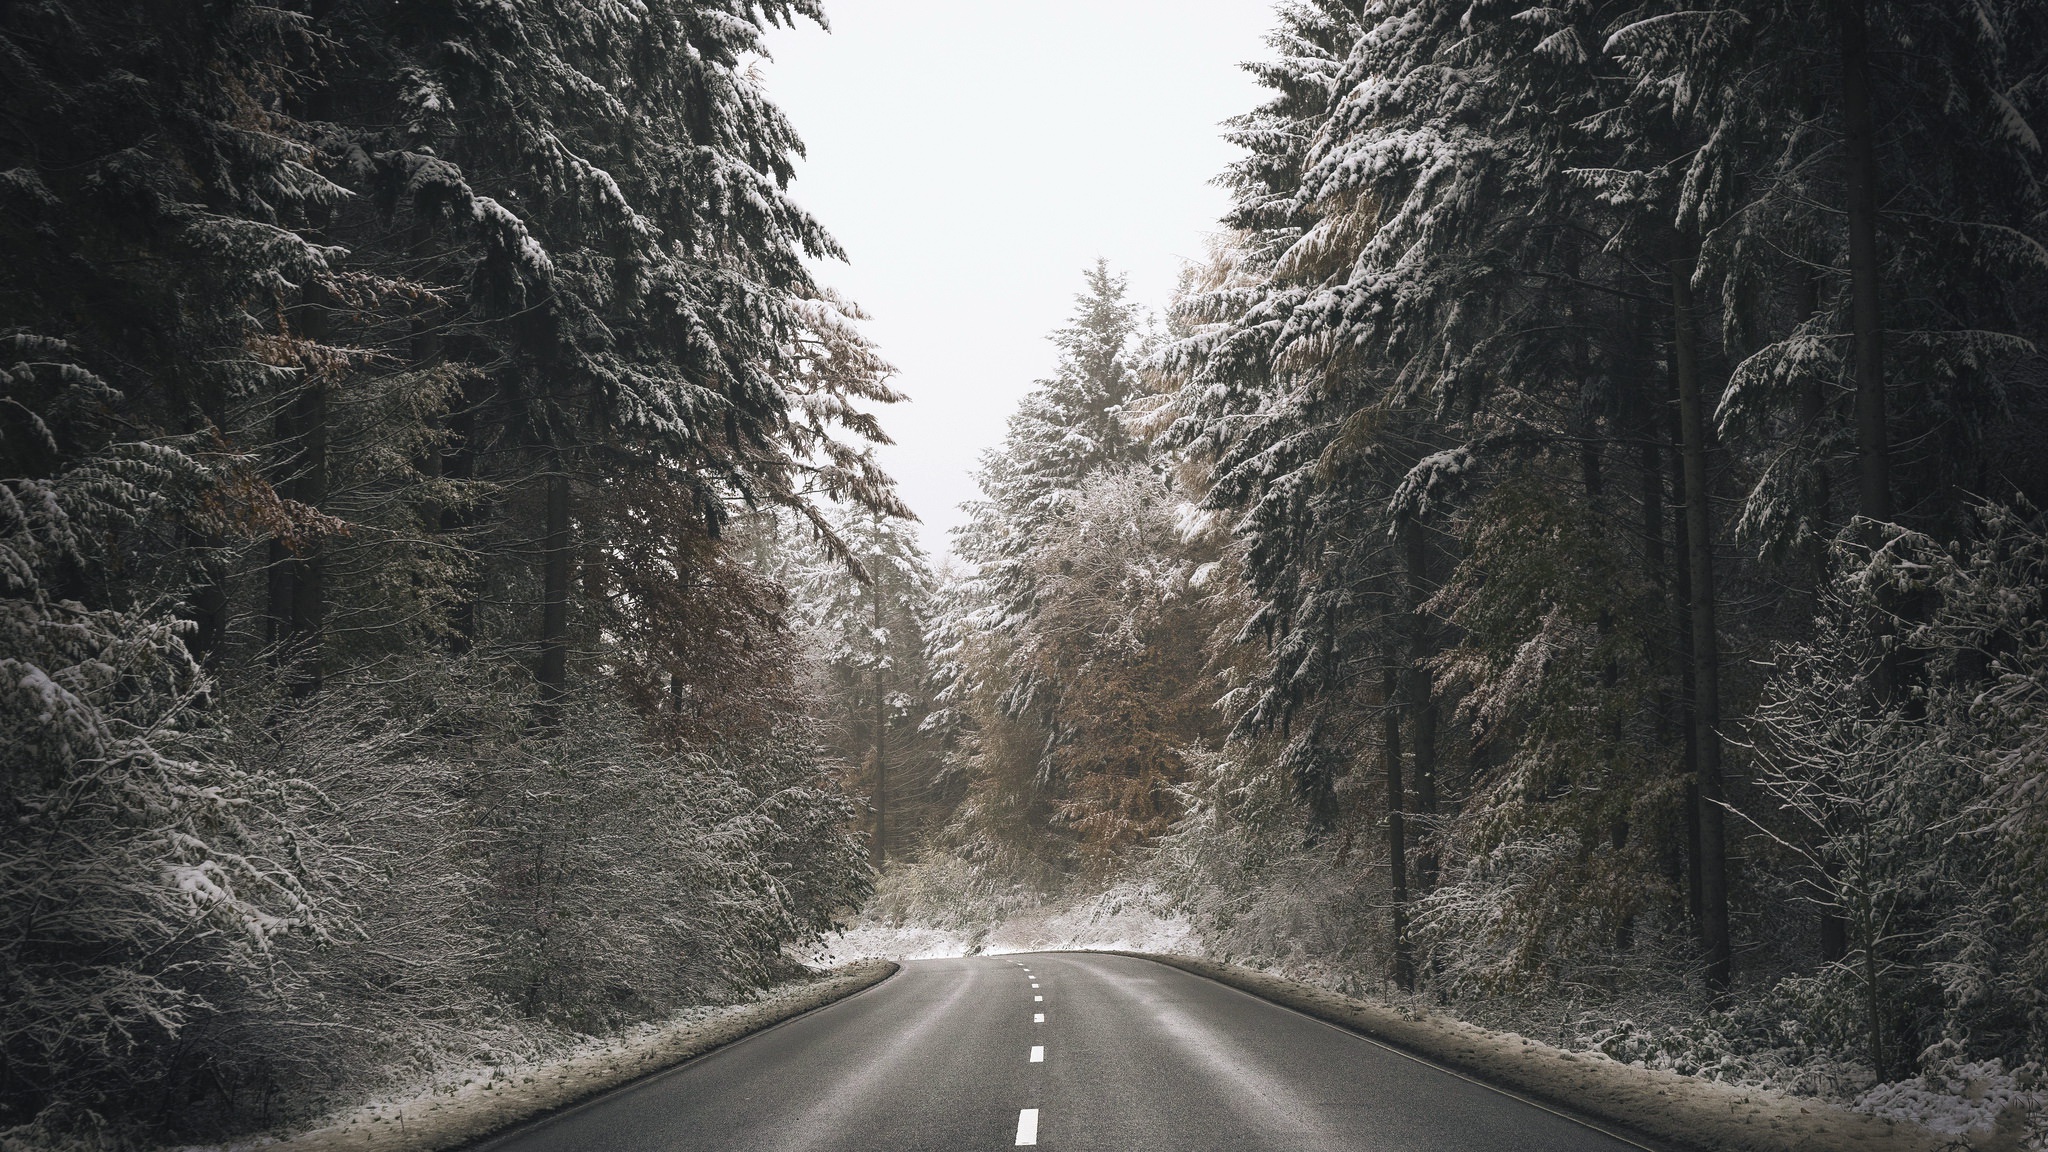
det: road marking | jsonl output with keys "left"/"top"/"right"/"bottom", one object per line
{"left": 1030, "top": 983, "right": 1039, "bottom": 988}
{"left": 1034, "top": 1013, "right": 1044, "bottom": 1022}
{"left": 1033, "top": 995, "right": 1042, "bottom": 1001}
{"left": 1015, "top": 1108, "right": 1039, "bottom": 1145}
{"left": 1030, "top": 1045, "right": 1044, "bottom": 1062}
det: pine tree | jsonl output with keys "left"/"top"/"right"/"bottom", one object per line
{"left": 781, "top": 508, "right": 944, "bottom": 867}
{"left": 936, "top": 261, "right": 1225, "bottom": 879}
{"left": 0, "top": 0, "right": 899, "bottom": 1131}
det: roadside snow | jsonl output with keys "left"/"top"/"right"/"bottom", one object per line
{"left": 1855, "top": 1060, "right": 2045, "bottom": 1149}
{"left": 807, "top": 922, "right": 974, "bottom": 961}
{"left": 164, "top": 961, "right": 896, "bottom": 1152}
{"left": 808, "top": 884, "right": 1193, "bottom": 963}
{"left": 980, "top": 897, "right": 1196, "bottom": 956}
{"left": 1120, "top": 952, "right": 1977, "bottom": 1152}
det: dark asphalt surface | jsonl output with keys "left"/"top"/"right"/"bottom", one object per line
{"left": 478, "top": 952, "right": 1654, "bottom": 1151}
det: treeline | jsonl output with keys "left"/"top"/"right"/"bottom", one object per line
{"left": 914, "top": 0, "right": 2048, "bottom": 1099}
{"left": 1, "top": 0, "right": 897, "bottom": 1141}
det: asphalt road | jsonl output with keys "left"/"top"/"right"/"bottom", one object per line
{"left": 478, "top": 952, "right": 1655, "bottom": 1152}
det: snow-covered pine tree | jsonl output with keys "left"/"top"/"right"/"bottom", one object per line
{"left": 296, "top": 0, "right": 906, "bottom": 712}
{"left": 1603, "top": 0, "right": 2048, "bottom": 978}
{"left": 1165, "top": 0, "right": 1707, "bottom": 993}
{"left": 0, "top": 0, "right": 353, "bottom": 1124}
{"left": 779, "top": 508, "right": 945, "bottom": 867}
{"left": 1, "top": 0, "right": 899, "bottom": 1135}
{"left": 937, "top": 261, "right": 1200, "bottom": 878}
{"left": 955, "top": 259, "right": 1148, "bottom": 649}
{"left": 946, "top": 260, "right": 1145, "bottom": 705}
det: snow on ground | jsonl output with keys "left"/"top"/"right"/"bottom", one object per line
{"left": 804, "top": 883, "right": 1195, "bottom": 963}
{"left": 1131, "top": 953, "right": 1974, "bottom": 1152}
{"left": 162, "top": 962, "right": 895, "bottom": 1152}
{"left": 812, "top": 869, "right": 2045, "bottom": 1151}
{"left": 1241, "top": 953, "right": 2045, "bottom": 1151}
{"left": 808, "top": 921, "right": 974, "bottom": 962}
{"left": 1854, "top": 1060, "right": 2046, "bottom": 1149}
{"left": 980, "top": 894, "right": 1197, "bottom": 956}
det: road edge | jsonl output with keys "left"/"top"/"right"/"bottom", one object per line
{"left": 226, "top": 959, "right": 900, "bottom": 1152}
{"left": 1100, "top": 951, "right": 1957, "bottom": 1152}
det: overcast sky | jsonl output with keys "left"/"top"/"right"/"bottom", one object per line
{"left": 759, "top": 1, "right": 1275, "bottom": 557}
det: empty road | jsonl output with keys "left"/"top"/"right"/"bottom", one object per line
{"left": 477, "top": 952, "right": 1656, "bottom": 1151}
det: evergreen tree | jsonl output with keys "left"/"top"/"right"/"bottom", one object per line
{"left": 780, "top": 508, "right": 946, "bottom": 867}
{"left": 935, "top": 261, "right": 1223, "bottom": 879}
{"left": 0, "top": 0, "right": 898, "bottom": 1134}
{"left": 1161, "top": 0, "right": 2048, "bottom": 1017}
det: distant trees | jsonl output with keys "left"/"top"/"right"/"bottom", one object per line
{"left": 777, "top": 508, "right": 947, "bottom": 868}
{"left": 930, "top": 264, "right": 1230, "bottom": 881}
{"left": 1, "top": 0, "right": 892, "bottom": 1139}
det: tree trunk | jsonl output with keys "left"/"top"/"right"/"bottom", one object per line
{"left": 1383, "top": 664, "right": 1413, "bottom": 991}
{"left": 1585, "top": 431, "right": 1633, "bottom": 949}
{"left": 536, "top": 462, "right": 571, "bottom": 722}
{"left": 1794, "top": 269, "right": 1854, "bottom": 967}
{"left": 871, "top": 584, "right": 889, "bottom": 871}
{"left": 442, "top": 371, "right": 482, "bottom": 653}
{"left": 183, "top": 380, "right": 232, "bottom": 667}
{"left": 190, "top": 545, "right": 229, "bottom": 666}
{"left": 267, "top": 286, "right": 329, "bottom": 696}
{"left": 1672, "top": 242, "right": 1733, "bottom": 999}
{"left": 1836, "top": 0, "right": 1920, "bottom": 725}
{"left": 291, "top": 376, "right": 327, "bottom": 697}
{"left": 1663, "top": 392, "right": 1705, "bottom": 926}
{"left": 1642, "top": 429, "right": 1682, "bottom": 897}
{"left": 1837, "top": 0, "right": 1890, "bottom": 527}
{"left": 1402, "top": 513, "right": 1439, "bottom": 891}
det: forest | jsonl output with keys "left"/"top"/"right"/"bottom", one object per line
{"left": 3, "top": 0, "right": 2048, "bottom": 1148}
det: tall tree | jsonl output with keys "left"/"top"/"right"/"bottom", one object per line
{"left": 782, "top": 508, "right": 942, "bottom": 868}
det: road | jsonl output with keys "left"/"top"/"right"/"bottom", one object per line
{"left": 478, "top": 952, "right": 1656, "bottom": 1152}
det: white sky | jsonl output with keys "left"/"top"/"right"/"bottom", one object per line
{"left": 759, "top": 1, "right": 1276, "bottom": 557}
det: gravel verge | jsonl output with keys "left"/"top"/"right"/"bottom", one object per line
{"left": 1110, "top": 952, "right": 1969, "bottom": 1152}
{"left": 184, "top": 960, "right": 898, "bottom": 1152}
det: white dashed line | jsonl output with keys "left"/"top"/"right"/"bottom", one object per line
{"left": 1034, "top": 995, "right": 1042, "bottom": 1001}
{"left": 1033, "top": 1013, "right": 1044, "bottom": 1022}
{"left": 1015, "top": 1108, "right": 1039, "bottom": 1145}
{"left": 1030, "top": 1045, "right": 1044, "bottom": 1062}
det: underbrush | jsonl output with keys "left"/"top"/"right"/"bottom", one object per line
{"left": 0, "top": 659, "right": 864, "bottom": 1151}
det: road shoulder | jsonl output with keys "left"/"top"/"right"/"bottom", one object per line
{"left": 185, "top": 960, "right": 898, "bottom": 1152}
{"left": 1105, "top": 952, "right": 1957, "bottom": 1152}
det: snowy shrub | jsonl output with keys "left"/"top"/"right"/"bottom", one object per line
{"left": 1412, "top": 833, "right": 1682, "bottom": 996}
{"left": 1144, "top": 745, "right": 1386, "bottom": 979}
{"left": 0, "top": 357, "right": 327, "bottom": 1121}
{"left": 1853, "top": 1056, "right": 2047, "bottom": 1143}
{"left": 864, "top": 853, "right": 1009, "bottom": 931}
{"left": 1577, "top": 981, "right": 1876, "bottom": 1099}
{"left": 1, "top": 0, "right": 896, "bottom": 1139}
{"left": 52, "top": 658, "right": 873, "bottom": 1138}
{"left": 1748, "top": 501, "right": 2048, "bottom": 1080}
